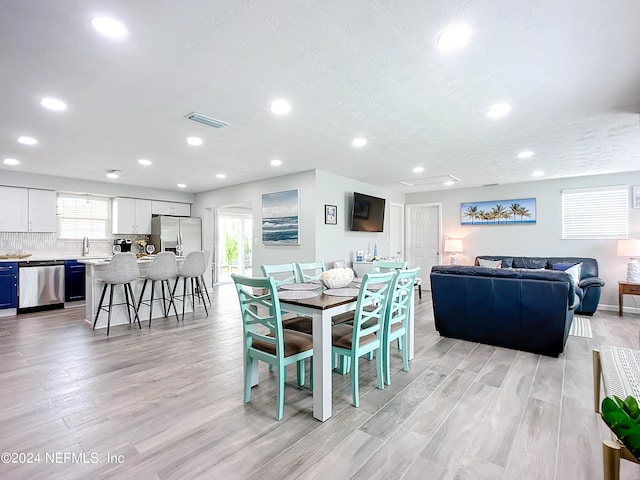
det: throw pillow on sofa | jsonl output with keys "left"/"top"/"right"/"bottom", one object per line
{"left": 552, "top": 262, "right": 582, "bottom": 286}
{"left": 478, "top": 259, "right": 502, "bottom": 268}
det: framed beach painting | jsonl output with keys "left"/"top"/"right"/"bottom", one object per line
{"left": 262, "top": 189, "right": 300, "bottom": 244}
{"left": 461, "top": 197, "right": 536, "bottom": 225}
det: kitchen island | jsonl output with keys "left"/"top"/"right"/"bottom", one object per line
{"left": 79, "top": 256, "right": 193, "bottom": 329}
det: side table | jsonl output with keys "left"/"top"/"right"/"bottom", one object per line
{"left": 618, "top": 281, "right": 640, "bottom": 316}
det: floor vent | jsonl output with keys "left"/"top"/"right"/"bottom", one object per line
{"left": 186, "top": 112, "right": 229, "bottom": 129}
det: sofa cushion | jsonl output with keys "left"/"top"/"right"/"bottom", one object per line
{"left": 478, "top": 258, "right": 502, "bottom": 268}
{"left": 513, "top": 257, "right": 548, "bottom": 269}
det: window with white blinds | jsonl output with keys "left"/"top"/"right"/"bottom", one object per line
{"left": 561, "top": 185, "right": 628, "bottom": 239}
{"left": 57, "top": 193, "right": 112, "bottom": 239}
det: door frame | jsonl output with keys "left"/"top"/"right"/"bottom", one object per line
{"left": 405, "top": 202, "right": 442, "bottom": 288}
{"left": 389, "top": 202, "right": 405, "bottom": 260}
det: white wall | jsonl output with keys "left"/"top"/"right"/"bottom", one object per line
{"left": 315, "top": 170, "right": 405, "bottom": 265}
{"left": 192, "top": 171, "right": 317, "bottom": 275}
{"left": 192, "top": 169, "right": 405, "bottom": 276}
{"left": 406, "top": 171, "right": 640, "bottom": 310}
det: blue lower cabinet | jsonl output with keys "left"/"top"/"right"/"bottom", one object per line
{"left": 0, "top": 263, "right": 18, "bottom": 309}
{"left": 65, "top": 260, "right": 86, "bottom": 302}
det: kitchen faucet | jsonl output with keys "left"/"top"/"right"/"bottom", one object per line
{"left": 83, "top": 236, "right": 90, "bottom": 256}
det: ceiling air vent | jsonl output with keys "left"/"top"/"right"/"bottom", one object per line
{"left": 186, "top": 112, "right": 229, "bottom": 129}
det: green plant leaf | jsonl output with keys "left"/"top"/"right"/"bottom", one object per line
{"left": 602, "top": 396, "right": 640, "bottom": 460}
{"left": 623, "top": 396, "right": 640, "bottom": 421}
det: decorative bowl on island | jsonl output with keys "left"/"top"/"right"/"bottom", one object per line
{"left": 320, "top": 267, "right": 354, "bottom": 289}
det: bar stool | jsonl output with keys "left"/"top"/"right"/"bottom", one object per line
{"left": 92, "top": 253, "right": 141, "bottom": 336}
{"left": 172, "top": 251, "right": 209, "bottom": 321}
{"left": 137, "top": 252, "right": 180, "bottom": 327}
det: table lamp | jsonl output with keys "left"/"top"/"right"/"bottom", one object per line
{"left": 617, "top": 239, "right": 640, "bottom": 283}
{"left": 444, "top": 238, "right": 463, "bottom": 265}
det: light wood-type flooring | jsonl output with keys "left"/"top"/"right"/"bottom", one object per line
{"left": 1, "top": 284, "right": 639, "bottom": 479}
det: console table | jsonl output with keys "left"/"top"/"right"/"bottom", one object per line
{"left": 618, "top": 281, "right": 640, "bottom": 316}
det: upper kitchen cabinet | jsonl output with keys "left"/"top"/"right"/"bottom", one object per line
{"left": 28, "top": 189, "right": 57, "bottom": 232}
{"left": 0, "top": 186, "right": 28, "bottom": 231}
{"left": 112, "top": 197, "right": 152, "bottom": 234}
{"left": 151, "top": 200, "right": 190, "bottom": 217}
{"left": 0, "top": 187, "right": 56, "bottom": 232}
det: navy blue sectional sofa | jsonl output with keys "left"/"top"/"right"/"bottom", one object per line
{"left": 474, "top": 256, "right": 604, "bottom": 315}
{"left": 430, "top": 265, "right": 580, "bottom": 357}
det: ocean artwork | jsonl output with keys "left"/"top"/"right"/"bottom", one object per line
{"left": 262, "top": 189, "right": 300, "bottom": 244}
{"left": 460, "top": 197, "right": 536, "bottom": 225}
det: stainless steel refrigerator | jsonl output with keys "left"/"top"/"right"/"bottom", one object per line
{"left": 150, "top": 216, "right": 202, "bottom": 255}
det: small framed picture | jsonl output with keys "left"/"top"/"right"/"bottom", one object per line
{"left": 325, "top": 204, "right": 337, "bottom": 225}
{"left": 633, "top": 186, "right": 640, "bottom": 209}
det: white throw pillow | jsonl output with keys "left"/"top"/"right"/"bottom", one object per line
{"left": 565, "top": 263, "right": 583, "bottom": 286}
{"left": 478, "top": 259, "right": 502, "bottom": 268}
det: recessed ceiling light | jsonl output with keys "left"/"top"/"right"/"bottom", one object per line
{"left": 437, "top": 23, "right": 473, "bottom": 50}
{"left": 517, "top": 150, "right": 534, "bottom": 159}
{"left": 106, "top": 172, "right": 119, "bottom": 179}
{"left": 187, "top": 136, "right": 203, "bottom": 146}
{"left": 412, "top": 166, "right": 425, "bottom": 173}
{"left": 91, "top": 17, "right": 127, "bottom": 38}
{"left": 352, "top": 138, "right": 367, "bottom": 147}
{"left": 270, "top": 99, "right": 291, "bottom": 115}
{"left": 177, "top": 183, "right": 187, "bottom": 188}
{"left": 40, "top": 97, "right": 67, "bottom": 111}
{"left": 487, "top": 103, "right": 511, "bottom": 118}
{"left": 444, "top": 181, "right": 455, "bottom": 186}
{"left": 532, "top": 170, "right": 545, "bottom": 177}
{"left": 216, "top": 173, "right": 226, "bottom": 179}
{"left": 3, "top": 158, "right": 20, "bottom": 166}
{"left": 138, "top": 159, "right": 152, "bottom": 166}
{"left": 270, "top": 159, "right": 282, "bottom": 166}
{"left": 18, "top": 136, "right": 38, "bottom": 145}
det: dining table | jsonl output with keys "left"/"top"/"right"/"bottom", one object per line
{"left": 253, "top": 281, "right": 416, "bottom": 422}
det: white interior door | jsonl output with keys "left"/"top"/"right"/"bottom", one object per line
{"left": 389, "top": 202, "right": 404, "bottom": 260}
{"left": 406, "top": 203, "right": 441, "bottom": 290}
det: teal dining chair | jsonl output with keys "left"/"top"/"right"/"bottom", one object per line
{"left": 331, "top": 270, "right": 397, "bottom": 407}
{"left": 373, "top": 259, "right": 422, "bottom": 299}
{"left": 295, "top": 261, "right": 326, "bottom": 283}
{"left": 383, "top": 267, "right": 420, "bottom": 385}
{"left": 231, "top": 273, "right": 314, "bottom": 421}
{"left": 260, "top": 263, "right": 312, "bottom": 334}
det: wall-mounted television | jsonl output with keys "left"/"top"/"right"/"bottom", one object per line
{"left": 350, "top": 192, "right": 386, "bottom": 232}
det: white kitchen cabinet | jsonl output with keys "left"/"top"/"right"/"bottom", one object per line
{"left": 112, "top": 197, "right": 152, "bottom": 234}
{"left": 27, "top": 189, "right": 57, "bottom": 232}
{"left": 151, "top": 200, "right": 190, "bottom": 217}
{"left": 0, "top": 187, "right": 28, "bottom": 231}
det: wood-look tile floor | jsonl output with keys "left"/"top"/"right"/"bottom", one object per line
{"left": 1, "top": 285, "right": 639, "bottom": 479}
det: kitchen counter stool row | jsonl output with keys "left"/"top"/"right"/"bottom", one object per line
{"left": 91, "top": 251, "right": 210, "bottom": 335}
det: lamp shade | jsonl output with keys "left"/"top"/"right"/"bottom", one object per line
{"left": 444, "top": 238, "right": 463, "bottom": 253}
{"left": 617, "top": 239, "right": 640, "bottom": 258}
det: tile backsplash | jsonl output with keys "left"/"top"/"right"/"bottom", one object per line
{"left": 0, "top": 232, "right": 148, "bottom": 257}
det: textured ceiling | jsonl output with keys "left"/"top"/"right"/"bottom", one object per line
{"left": 1, "top": 0, "right": 640, "bottom": 194}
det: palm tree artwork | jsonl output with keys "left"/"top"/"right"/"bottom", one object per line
{"left": 460, "top": 198, "right": 536, "bottom": 226}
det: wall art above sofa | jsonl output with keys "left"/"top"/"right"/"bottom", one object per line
{"left": 460, "top": 197, "right": 536, "bottom": 225}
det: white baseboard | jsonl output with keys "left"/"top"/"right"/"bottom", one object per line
{"left": 598, "top": 303, "right": 640, "bottom": 315}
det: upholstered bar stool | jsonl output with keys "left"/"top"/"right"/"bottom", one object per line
{"left": 137, "top": 251, "right": 180, "bottom": 327}
{"left": 92, "top": 253, "right": 141, "bottom": 336}
{"left": 172, "top": 251, "right": 209, "bottom": 321}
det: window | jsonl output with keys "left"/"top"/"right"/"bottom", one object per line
{"left": 57, "top": 193, "right": 111, "bottom": 239}
{"left": 562, "top": 185, "right": 628, "bottom": 239}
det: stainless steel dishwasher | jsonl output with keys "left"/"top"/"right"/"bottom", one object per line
{"left": 18, "top": 260, "right": 65, "bottom": 312}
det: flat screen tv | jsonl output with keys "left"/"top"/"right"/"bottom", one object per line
{"left": 350, "top": 192, "right": 386, "bottom": 232}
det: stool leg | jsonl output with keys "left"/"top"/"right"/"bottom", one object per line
{"left": 160, "top": 281, "right": 168, "bottom": 317}
{"left": 171, "top": 278, "right": 182, "bottom": 322}
{"left": 190, "top": 277, "right": 196, "bottom": 312}
{"left": 148, "top": 280, "right": 155, "bottom": 327}
{"left": 418, "top": 285, "right": 422, "bottom": 299}
{"left": 137, "top": 279, "right": 148, "bottom": 313}
{"left": 107, "top": 284, "right": 114, "bottom": 336}
{"left": 200, "top": 275, "right": 212, "bottom": 306}
{"left": 195, "top": 277, "right": 208, "bottom": 316}
{"left": 166, "top": 279, "right": 180, "bottom": 320}
{"left": 182, "top": 277, "right": 187, "bottom": 321}
{"left": 123, "top": 284, "right": 133, "bottom": 324}
{"left": 127, "top": 283, "right": 142, "bottom": 329}
{"left": 93, "top": 283, "right": 108, "bottom": 330}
